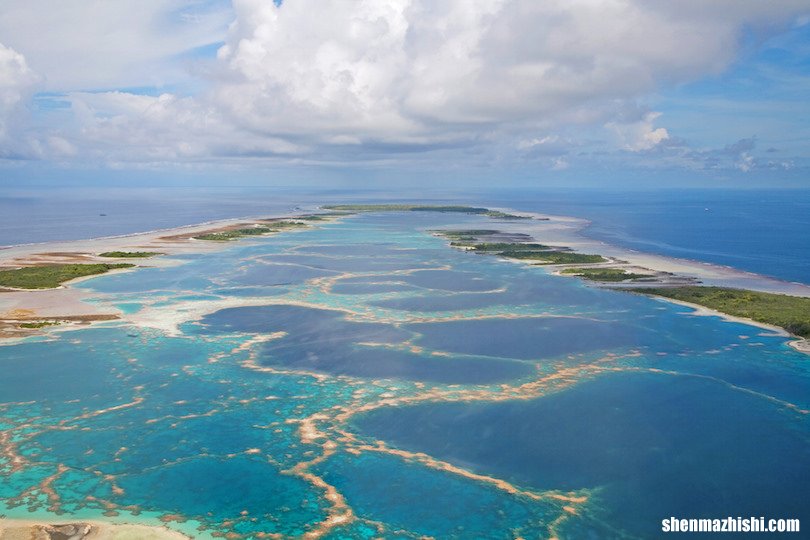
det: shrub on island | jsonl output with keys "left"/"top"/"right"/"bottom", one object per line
{"left": 0, "top": 263, "right": 135, "bottom": 289}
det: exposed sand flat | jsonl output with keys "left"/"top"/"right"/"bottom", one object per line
{"left": 0, "top": 287, "right": 122, "bottom": 339}
{"left": 125, "top": 296, "right": 293, "bottom": 336}
{"left": 789, "top": 339, "right": 810, "bottom": 354}
{"left": 0, "top": 519, "right": 190, "bottom": 540}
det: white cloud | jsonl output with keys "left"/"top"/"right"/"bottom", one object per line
{"left": 0, "top": 0, "right": 232, "bottom": 91}
{"left": 607, "top": 111, "right": 670, "bottom": 151}
{"left": 59, "top": 90, "right": 307, "bottom": 163}
{"left": 2, "top": 0, "right": 808, "bottom": 171}
{"left": 518, "top": 136, "right": 562, "bottom": 152}
{"left": 736, "top": 152, "right": 755, "bottom": 172}
{"left": 551, "top": 157, "right": 569, "bottom": 171}
{"left": 0, "top": 42, "right": 39, "bottom": 153}
{"left": 201, "top": 0, "right": 809, "bottom": 163}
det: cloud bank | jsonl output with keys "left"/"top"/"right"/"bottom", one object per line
{"left": 1, "top": 0, "right": 808, "bottom": 178}
{"left": 0, "top": 43, "right": 38, "bottom": 154}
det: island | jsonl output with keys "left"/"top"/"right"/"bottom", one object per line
{"left": 322, "top": 204, "right": 535, "bottom": 220}
{"left": 192, "top": 220, "right": 309, "bottom": 241}
{"left": 560, "top": 267, "right": 655, "bottom": 282}
{"left": 432, "top": 228, "right": 608, "bottom": 265}
{"left": 0, "top": 263, "right": 135, "bottom": 290}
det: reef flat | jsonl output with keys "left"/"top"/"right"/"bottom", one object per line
{"left": 1, "top": 207, "right": 809, "bottom": 538}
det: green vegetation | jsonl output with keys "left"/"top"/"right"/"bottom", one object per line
{"left": 561, "top": 267, "right": 652, "bottom": 282}
{"left": 637, "top": 286, "right": 810, "bottom": 338}
{"left": 18, "top": 321, "right": 61, "bottom": 329}
{"left": 194, "top": 222, "right": 307, "bottom": 241}
{"left": 99, "top": 251, "right": 161, "bottom": 258}
{"left": 194, "top": 228, "right": 272, "bottom": 241}
{"left": 323, "top": 204, "right": 529, "bottom": 219}
{"left": 324, "top": 204, "right": 487, "bottom": 213}
{"left": 501, "top": 251, "right": 607, "bottom": 264}
{"left": 461, "top": 242, "right": 553, "bottom": 252}
{"left": 433, "top": 230, "right": 500, "bottom": 242}
{"left": 261, "top": 220, "right": 308, "bottom": 228}
{"left": 484, "top": 210, "right": 531, "bottom": 220}
{"left": 436, "top": 229, "right": 499, "bottom": 236}
{"left": 436, "top": 229, "right": 608, "bottom": 266}
{"left": 0, "top": 263, "right": 135, "bottom": 289}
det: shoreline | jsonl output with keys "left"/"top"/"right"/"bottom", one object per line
{"left": 0, "top": 518, "right": 191, "bottom": 540}
{"left": 0, "top": 215, "right": 260, "bottom": 251}
{"left": 632, "top": 296, "right": 790, "bottom": 336}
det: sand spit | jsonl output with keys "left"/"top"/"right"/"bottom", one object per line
{"left": 788, "top": 339, "right": 810, "bottom": 354}
{"left": 0, "top": 519, "right": 190, "bottom": 540}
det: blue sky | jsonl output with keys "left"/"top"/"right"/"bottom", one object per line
{"left": 1, "top": 1, "right": 809, "bottom": 188}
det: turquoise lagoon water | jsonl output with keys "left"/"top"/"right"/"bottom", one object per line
{"left": 1, "top": 211, "right": 809, "bottom": 539}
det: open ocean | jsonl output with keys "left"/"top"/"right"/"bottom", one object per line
{"left": 2, "top": 187, "right": 808, "bottom": 286}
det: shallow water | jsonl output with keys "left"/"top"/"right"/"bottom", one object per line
{"left": 1, "top": 211, "right": 808, "bottom": 539}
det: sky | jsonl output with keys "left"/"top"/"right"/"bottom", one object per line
{"left": 1, "top": 0, "right": 809, "bottom": 189}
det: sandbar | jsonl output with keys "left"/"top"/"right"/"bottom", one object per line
{"left": 0, "top": 519, "right": 190, "bottom": 540}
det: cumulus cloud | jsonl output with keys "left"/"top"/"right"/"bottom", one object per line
{"left": 210, "top": 0, "right": 807, "bottom": 147}
{"left": 607, "top": 111, "right": 670, "bottom": 151}
{"left": 60, "top": 90, "right": 307, "bottom": 163}
{"left": 0, "top": 42, "right": 39, "bottom": 154}
{"left": 2, "top": 0, "right": 809, "bottom": 172}
{"left": 650, "top": 136, "right": 766, "bottom": 173}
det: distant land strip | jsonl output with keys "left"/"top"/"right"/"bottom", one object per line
{"left": 322, "top": 204, "right": 536, "bottom": 220}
